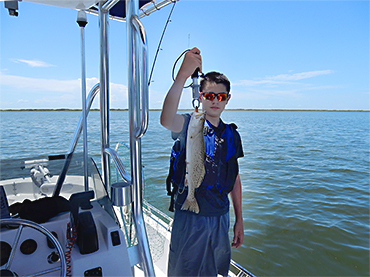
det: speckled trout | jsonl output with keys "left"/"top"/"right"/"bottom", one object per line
{"left": 181, "top": 111, "right": 206, "bottom": 213}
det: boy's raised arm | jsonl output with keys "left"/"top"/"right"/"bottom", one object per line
{"left": 160, "top": 47, "right": 202, "bottom": 133}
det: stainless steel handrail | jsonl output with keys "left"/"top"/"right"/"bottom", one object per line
{"left": 87, "top": 0, "right": 178, "bottom": 22}
{"left": 131, "top": 14, "right": 146, "bottom": 44}
{"left": 230, "top": 260, "right": 256, "bottom": 277}
{"left": 131, "top": 14, "right": 149, "bottom": 139}
{"left": 68, "top": 83, "right": 100, "bottom": 155}
{"left": 127, "top": 0, "right": 155, "bottom": 276}
{"left": 104, "top": 147, "right": 131, "bottom": 183}
{"left": 53, "top": 84, "right": 100, "bottom": 197}
{"left": 102, "top": 0, "right": 120, "bottom": 12}
{"left": 99, "top": 2, "right": 111, "bottom": 187}
{"left": 139, "top": 0, "right": 178, "bottom": 18}
{"left": 78, "top": 10, "right": 89, "bottom": 192}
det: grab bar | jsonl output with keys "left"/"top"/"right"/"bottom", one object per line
{"left": 127, "top": 1, "right": 154, "bottom": 275}
{"left": 104, "top": 147, "right": 131, "bottom": 183}
{"left": 131, "top": 15, "right": 146, "bottom": 44}
{"left": 68, "top": 83, "right": 100, "bottom": 154}
{"left": 131, "top": 14, "right": 149, "bottom": 139}
{"left": 53, "top": 84, "right": 100, "bottom": 197}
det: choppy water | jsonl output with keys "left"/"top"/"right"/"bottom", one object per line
{"left": 0, "top": 110, "right": 369, "bottom": 276}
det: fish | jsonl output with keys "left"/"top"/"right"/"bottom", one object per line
{"left": 181, "top": 111, "right": 206, "bottom": 213}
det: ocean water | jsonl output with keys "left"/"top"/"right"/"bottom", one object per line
{"left": 0, "top": 110, "right": 369, "bottom": 277}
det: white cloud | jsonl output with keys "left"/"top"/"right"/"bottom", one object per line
{"left": 110, "top": 83, "right": 129, "bottom": 108}
{"left": 17, "top": 99, "right": 29, "bottom": 103}
{"left": 0, "top": 73, "right": 99, "bottom": 93}
{"left": 5, "top": 75, "right": 78, "bottom": 92}
{"left": 12, "top": 59, "right": 56, "bottom": 68}
{"left": 234, "top": 79, "right": 292, "bottom": 86}
{"left": 234, "top": 70, "right": 334, "bottom": 87}
{"left": 147, "top": 87, "right": 167, "bottom": 109}
{"left": 226, "top": 70, "right": 337, "bottom": 109}
{"left": 0, "top": 73, "right": 128, "bottom": 109}
{"left": 267, "top": 70, "right": 334, "bottom": 81}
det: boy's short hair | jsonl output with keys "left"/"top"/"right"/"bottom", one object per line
{"left": 200, "top": 71, "right": 230, "bottom": 93}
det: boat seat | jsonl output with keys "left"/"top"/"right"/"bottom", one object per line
{"left": 8, "top": 196, "right": 70, "bottom": 224}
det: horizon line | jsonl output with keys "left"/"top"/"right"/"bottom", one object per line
{"left": 1, "top": 108, "right": 369, "bottom": 112}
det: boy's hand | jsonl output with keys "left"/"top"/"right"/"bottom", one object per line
{"left": 176, "top": 47, "right": 202, "bottom": 81}
{"left": 232, "top": 220, "right": 244, "bottom": 248}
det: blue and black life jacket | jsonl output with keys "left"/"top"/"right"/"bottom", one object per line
{"left": 166, "top": 117, "right": 240, "bottom": 212}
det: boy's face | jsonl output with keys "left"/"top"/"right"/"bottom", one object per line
{"left": 199, "top": 82, "right": 230, "bottom": 121}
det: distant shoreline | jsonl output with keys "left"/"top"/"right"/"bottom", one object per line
{"left": 0, "top": 108, "right": 369, "bottom": 112}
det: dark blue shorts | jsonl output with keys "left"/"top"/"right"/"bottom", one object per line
{"left": 168, "top": 210, "right": 231, "bottom": 277}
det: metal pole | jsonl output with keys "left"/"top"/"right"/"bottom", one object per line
{"left": 99, "top": 1, "right": 110, "bottom": 187}
{"left": 126, "top": 0, "right": 155, "bottom": 276}
{"left": 77, "top": 10, "right": 89, "bottom": 192}
{"left": 102, "top": 0, "right": 120, "bottom": 11}
{"left": 53, "top": 84, "right": 99, "bottom": 197}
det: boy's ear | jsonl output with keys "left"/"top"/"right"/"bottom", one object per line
{"left": 226, "top": 94, "right": 231, "bottom": 104}
{"left": 199, "top": 92, "right": 203, "bottom": 103}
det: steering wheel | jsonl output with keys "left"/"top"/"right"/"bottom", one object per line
{"left": 0, "top": 218, "right": 66, "bottom": 277}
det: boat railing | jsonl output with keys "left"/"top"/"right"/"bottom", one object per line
{"left": 143, "top": 201, "right": 173, "bottom": 232}
{"left": 127, "top": 1, "right": 154, "bottom": 274}
{"left": 229, "top": 260, "right": 256, "bottom": 277}
{"left": 53, "top": 83, "right": 100, "bottom": 197}
{"left": 104, "top": 147, "right": 131, "bottom": 183}
{"left": 86, "top": 0, "right": 178, "bottom": 23}
{"left": 53, "top": 1, "right": 155, "bottom": 274}
{"left": 131, "top": 13, "right": 149, "bottom": 139}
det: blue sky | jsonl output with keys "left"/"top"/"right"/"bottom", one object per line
{"left": 0, "top": 0, "right": 369, "bottom": 110}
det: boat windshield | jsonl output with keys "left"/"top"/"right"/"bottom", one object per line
{"left": 0, "top": 153, "right": 117, "bottom": 221}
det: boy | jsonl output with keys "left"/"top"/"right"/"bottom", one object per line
{"left": 160, "top": 47, "right": 244, "bottom": 276}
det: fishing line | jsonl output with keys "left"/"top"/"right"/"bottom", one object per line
{"left": 172, "top": 49, "right": 191, "bottom": 88}
{"left": 171, "top": 49, "right": 205, "bottom": 89}
{"left": 148, "top": 1, "right": 177, "bottom": 86}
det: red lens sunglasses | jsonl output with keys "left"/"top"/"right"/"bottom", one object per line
{"left": 201, "top": 92, "right": 229, "bottom": 102}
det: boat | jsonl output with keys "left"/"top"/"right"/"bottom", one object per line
{"left": 0, "top": 1, "right": 255, "bottom": 276}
